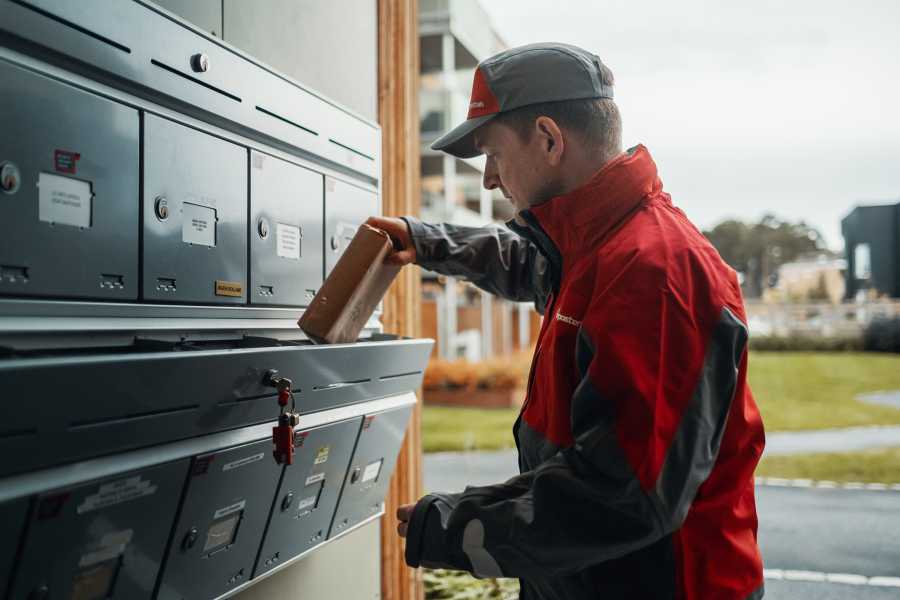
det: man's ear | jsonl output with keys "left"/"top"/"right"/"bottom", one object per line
{"left": 534, "top": 116, "right": 565, "bottom": 166}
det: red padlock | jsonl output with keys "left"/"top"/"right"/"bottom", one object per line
{"left": 272, "top": 414, "right": 294, "bottom": 465}
{"left": 277, "top": 387, "right": 291, "bottom": 407}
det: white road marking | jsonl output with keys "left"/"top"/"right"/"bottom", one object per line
{"left": 755, "top": 477, "right": 900, "bottom": 491}
{"left": 764, "top": 569, "right": 900, "bottom": 588}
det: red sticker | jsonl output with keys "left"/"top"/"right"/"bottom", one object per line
{"left": 54, "top": 149, "right": 81, "bottom": 174}
{"left": 293, "top": 431, "right": 309, "bottom": 446}
{"left": 363, "top": 416, "right": 376, "bottom": 430}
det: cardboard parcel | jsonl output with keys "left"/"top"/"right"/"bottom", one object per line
{"left": 298, "top": 224, "right": 401, "bottom": 344}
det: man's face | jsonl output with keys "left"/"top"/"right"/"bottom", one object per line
{"left": 474, "top": 121, "right": 557, "bottom": 221}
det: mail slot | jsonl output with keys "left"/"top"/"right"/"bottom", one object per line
{"left": 325, "top": 176, "right": 379, "bottom": 276}
{"left": 0, "top": 496, "right": 30, "bottom": 595}
{"left": 330, "top": 404, "right": 413, "bottom": 538}
{"left": 142, "top": 114, "right": 248, "bottom": 304}
{"left": 157, "top": 439, "right": 281, "bottom": 600}
{"left": 8, "top": 460, "right": 188, "bottom": 600}
{"left": 0, "top": 59, "right": 139, "bottom": 301}
{"left": 254, "top": 417, "right": 361, "bottom": 577}
{"left": 249, "top": 151, "right": 324, "bottom": 306}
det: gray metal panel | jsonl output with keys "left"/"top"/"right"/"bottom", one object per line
{"left": 254, "top": 417, "right": 361, "bottom": 577}
{"left": 249, "top": 151, "right": 324, "bottom": 307}
{"left": 151, "top": 0, "right": 223, "bottom": 37}
{"left": 143, "top": 113, "right": 248, "bottom": 304}
{"left": 157, "top": 439, "right": 281, "bottom": 600}
{"left": 0, "top": 59, "right": 139, "bottom": 301}
{"left": 222, "top": 0, "right": 378, "bottom": 121}
{"left": 325, "top": 177, "right": 379, "bottom": 276}
{"left": 9, "top": 460, "right": 189, "bottom": 600}
{"left": 0, "top": 496, "right": 29, "bottom": 597}
{"left": 0, "top": 337, "right": 432, "bottom": 478}
{"left": 0, "top": 0, "right": 380, "bottom": 179}
{"left": 330, "top": 404, "right": 413, "bottom": 538}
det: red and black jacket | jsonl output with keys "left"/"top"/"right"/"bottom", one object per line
{"left": 402, "top": 145, "right": 766, "bottom": 599}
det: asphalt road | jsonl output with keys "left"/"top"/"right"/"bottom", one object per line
{"left": 423, "top": 451, "right": 900, "bottom": 600}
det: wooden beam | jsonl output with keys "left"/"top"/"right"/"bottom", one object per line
{"left": 378, "top": 1, "right": 423, "bottom": 600}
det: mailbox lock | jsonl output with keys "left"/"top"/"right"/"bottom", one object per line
{"left": 182, "top": 526, "right": 199, "bottom": 550}
{"left": 281, "top": 491, "right": 294, "bottom": 512}
{"left": 191, "top": 53, "right": 210, "bottom": 73}
{"left": 258, "top": 217, "right": 270, "bottom": 239}
{"left": 154, "top": 196, "right": 169, "bottom": 221}
{"left": 330, "top": 236, "right": 339, "bottom": 251}
{"left": 350, "top": 466, "right": 361, "bottom": 484}
{"left": 0, "top": 161, "right": 21, "bottom": 195}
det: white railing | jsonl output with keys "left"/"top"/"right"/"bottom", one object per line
{"left": 745, "top": 301, "right": 900, "bottom": 337}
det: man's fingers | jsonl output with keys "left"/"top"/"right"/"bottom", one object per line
{"left": 397, "top": 521, "right": 408, "bottom": 538}
{"left": 386, "top": 249, "right": 415, "bottom": 266}
{"left": 397, "top": 503, "right": 415, "bottom": 521}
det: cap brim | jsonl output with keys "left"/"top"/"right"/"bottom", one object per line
{"left": 430, "top": 113, "right": 498, "bottom": 158}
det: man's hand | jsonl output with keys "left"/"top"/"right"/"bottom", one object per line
{"left": 366, "top": 216, "right": 417, "bottom": 266}
{"left": 397, "top": 502, "right": 415, "bottom": 538}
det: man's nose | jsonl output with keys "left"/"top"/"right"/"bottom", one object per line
{"left": 483, "top": 167, "right": 499, "bottom": 191}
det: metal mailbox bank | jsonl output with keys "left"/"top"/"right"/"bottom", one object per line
{"left": 0, "top": 2, "right": 431, "bottom": 598}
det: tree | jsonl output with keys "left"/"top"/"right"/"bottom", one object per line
{"left": 703, "top": 214, "right": 824, "bottom": 298}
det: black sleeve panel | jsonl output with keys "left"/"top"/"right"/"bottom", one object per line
{"left": 402, "top": 217, "right": 553, "bottom": 314}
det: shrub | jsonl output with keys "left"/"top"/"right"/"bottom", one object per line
{"left": 863, "top": 317, "right": 900, "bottom": 353}
{"left": 423, "top": 352, "right": 532, "bottom": 391}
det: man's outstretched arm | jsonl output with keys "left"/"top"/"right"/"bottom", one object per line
{"left": 366, "top": 216, "right": 553, "bottom": 314}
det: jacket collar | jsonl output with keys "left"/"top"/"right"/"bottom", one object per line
{"left": 510, "top": 145, "right": 662, "bottom": 272}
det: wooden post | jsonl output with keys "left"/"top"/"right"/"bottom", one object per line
{"left": 378, "top": 1, "right": 423, "bottom": 600}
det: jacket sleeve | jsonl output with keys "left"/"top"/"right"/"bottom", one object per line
{"left": 404, "top": 255, "right": 751, "bottom": 580}
{"left": 402, "top": 217, "right": 553, "bottom": 314}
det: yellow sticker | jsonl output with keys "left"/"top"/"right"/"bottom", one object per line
{"left": 314, "top": 446, "right": 330, "bottom": 465}
{"left": 215, "top": 280, "right": 243, "bottom": 297}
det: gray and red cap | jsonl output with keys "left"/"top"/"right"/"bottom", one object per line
{"left": 431, "top": 42, "right": 614, "bottom": 158}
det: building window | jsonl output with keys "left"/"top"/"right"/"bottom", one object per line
{"left": 854, "top": 243, "right": 871, "bottom": 280}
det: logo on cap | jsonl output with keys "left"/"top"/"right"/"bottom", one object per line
{"left": 467, "top": 68, "right": 500, "bottom": 119}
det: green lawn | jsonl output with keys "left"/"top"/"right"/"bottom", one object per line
{"left": 748, "top": 352, "right": 900, "bottom": 430}
{"left": 757, "top": 446, "right": 900, "bottom": 483}
{"left": 422, "top": 352, "right": 900, "bottom": 453}
{"left": 423, "top": 406, "right": 519, "bottom": 453}
{"left": 425, "top": 569, "right": 518, "bottom": 600}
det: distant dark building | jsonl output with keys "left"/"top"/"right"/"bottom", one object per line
{"left": 841, "top": 201, "right": 900, "bottom": 299}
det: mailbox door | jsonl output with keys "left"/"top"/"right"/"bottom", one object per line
{"left": 249, "top": 151, "right": 324, "bottom": 307}
{"left": 254, "top": 417, "right": 361, "bottom": 576}
{"left": 0, "top": 496, "right": 30, "bottom": 595}
{"left": 143, "top": 114, "right": 248, "bottom": 304}
{"left": 324, "top": 176, "right": 378, "bottom": 276}
{"left": 329, "top": 404, "right": 413, "bottom": 538}
{"left": 157, "top": 439, "right": 281, "bottom": 599}
{"left": 0, "top": 60, "right": 139, "bottom": 301}
{"left": 9, "top": 460, "right": 189, "bottom": 600}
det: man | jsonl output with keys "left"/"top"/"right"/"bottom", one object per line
{"left": 369, "top": 42, "right": 765, "bottom": 599}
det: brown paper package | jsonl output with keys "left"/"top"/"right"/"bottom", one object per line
{"left": 298, "top": 224, "right": 401, "bottom": 344}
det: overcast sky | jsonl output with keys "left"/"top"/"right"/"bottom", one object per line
{"left": 479, "top": 0, "right": 900, "bottom": 249}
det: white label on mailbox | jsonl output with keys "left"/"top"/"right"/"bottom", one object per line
{"left": 213, "top": 499, "right": 246, "bottom": 519}
{"left": 38, "top": 172, "right": 92, "bottom": 228}
{"left": 182, "top": 202, "right": 216, "bottom": 247}
{"left": 277, "top": 223, "right": 301, "bottom": 259}
{"left": 77, "top": 476, "right": 157, "bottom": 514}
{"left": 222, "top": 452, "right": 265, "bottom": 472}
{"left": 362, "top": 459, "right": 383, "bottom": 483}
{"left": 305, "top": 472, "right": 325, "bottom": 486}
{"left": 78, "top": 529, "right": 133, "bottom": 567}
{"left": 297, "top": 495, "right": 317, "bottom": 511}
